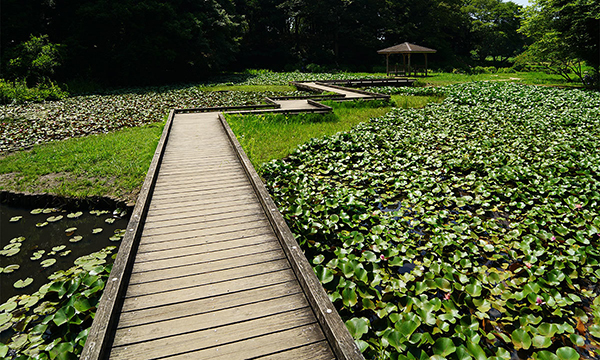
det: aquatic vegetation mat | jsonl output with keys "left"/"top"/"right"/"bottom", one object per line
{"left": 262, "top": 82, "right": 600, "bottom": 359}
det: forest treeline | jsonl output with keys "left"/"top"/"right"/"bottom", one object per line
{"left": 1, "top": 0, "right": 598, "bottom": 86}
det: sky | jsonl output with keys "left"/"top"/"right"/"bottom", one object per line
{"left": 508, "top": 0, "right": 531, "bottom": 6}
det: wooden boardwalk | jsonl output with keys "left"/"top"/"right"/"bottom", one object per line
{"left": 82, "top": 109, "right": 363, "bottom": 359}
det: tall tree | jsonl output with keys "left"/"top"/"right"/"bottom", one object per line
{"left": 518, "top": 0, "right": 599, "bottom": 86}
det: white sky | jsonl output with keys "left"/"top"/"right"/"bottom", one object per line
{"left": 507, "top": 0, "right": 531, "bottom": 6}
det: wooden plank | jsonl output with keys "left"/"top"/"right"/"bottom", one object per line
{"left": 121, "top": 269, "right": 295, "bottom": 312}
{"left": 130, "top": 242, "right": 283, "bottom": 281}
{"left": 116, "top": 281, "right": 301, "bottom": 328}
{"left": 219, "top": 113, "right": 365, "bottom": 360}
{"left": 110, "top": 308, "right": 319, "bottom": 359}
{"left": 149, "top": 181, "right": 252, "bottom": 200}
{"left": 114, "top": 293, "right": 310, "bottom": 347}
{"left": 257, "top": 341, "right": 335, "bottom": 360}
{"left": 152, "top": 175, "right": 248, "bottom": 191}
{"left": 137, "top": 225, "right": 271, "bottom": 252}
{"left": 139, "top": 212, "right": 265, "bottom": 237}
{"left": 138, "top": 218, "right": 271, "bottom": 244}
{"left": 147, "top": 189, "right": 255, "bottom": 211}
{"left": 80, "top": 110, "right": 177, "bottom": 360}
{"left": 144, "top": 198, "right": 259, "bottom": 220}
{"left": 166, "top": 323, "right": 327, "bottom": 360}
{"left": 125, "top": 258, "right": 290, "bottom": 297}
{"left": 141, "top": 207, "right": 263, "bottom": 230}
{"left": 135, "top": 232, "right": 276, "bottom": 261}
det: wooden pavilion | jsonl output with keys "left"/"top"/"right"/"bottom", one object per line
{"left": 377, "top": 42, "right": 437, "bottom": 77}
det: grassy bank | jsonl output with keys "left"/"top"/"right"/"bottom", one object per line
{"left": 0, "top": 122, "right": 164, "bottom": 204}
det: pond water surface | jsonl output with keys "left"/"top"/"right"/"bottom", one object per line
{"left": 0, "top": 203, "right": 128, "bottom": 303}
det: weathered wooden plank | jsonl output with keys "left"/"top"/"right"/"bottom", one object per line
{"left": 139, "top": 212, "right": 265, "bottom": 237}
{"left": 125, "top": 258, "right": 290, "bottom": 297}
{"left": 166, "top": 322, "right": 327, "bottom": 360}
{"left": 151, "top": 174, "right": 248, "bottom": 190}
{"left": 257, "top": 341, "right": 335, "bottom": 360}
{"left": 149, "top": 181, "right": 252, "bottom": 200}
{"left": 220, "top": 113, "right": 364, "bottom": 360}
{"left": 141, "top": 206, "right": 263, "bottom": 230}
{"left": 130, "top": 243, "right": 283, "bottom": 282}
{"left": 138, "top": 219, "right": 271, "bottom": 244}
{"left": 144, "top": 200, "right": 260, "bottom": 221}
{"left": 147, "top": 189, "right": 255, "bottom": 210}
{"left": 113, "top": 293, "right": 310, "bottom": 347}
{"left": 121, "top": 268, "right": 295, "bottom": 312}
{"left": 117, "top": 281, "right": 301, "bottom": 328}
{"left": 135, "top": 232, "right": 276, "bottom": 262}
{"left": 110, "top": 308, "right": 318, "bottom": 359}
{"left": 137, "top": 226, "right": 270, "bottom": 252}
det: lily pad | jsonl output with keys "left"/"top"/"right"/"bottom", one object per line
{"left": 2, "top": 264, "right": 20, "bottom": 273}
{"left": 65, "top": 227, "right": 77, "bottom": 234}
{"left": 69, "top": 235, "right": 83, "bottom": 243}
{"left": 36, "top": 222, "right": 49, "bottom": 228}
{"left": 40, "top": 258, "right": 57, "bottom": 268}
{"left": 9, "top": 216, "right": 22, "bottom": 222}
{"left": 52, "top": 245, "right": 67, "bottom": 252}
{"left": 30, "top": 208, "right": 43, "bottom": 215}
{"left": 92, "top": 228, "right": 103, "bottom": 234}
{"left": 13, "top": 278, "right": 34, "bottom": 289}
{"left": 10, "top": 236, "right": 25, "bottom": 243}
{"left": 105, "top": 218, "right": 116, "bottom": 224}
{"left": 60, "top": 250, "right": 72, "bottom": 257}
{"left": 109, "top": 235, "right": 122, "bottom": 242}
{"left": 2, "top": 247, "right": 21, "bottom": 257}
{"left": 30, "top": 250, "right": 45, "bottom": 260}
{"left": 47, "top": 215, "right": 64, "bottom": 222}
{"left": 0, "top": 313, "right": 12, "bottom": 327}
{"left": 67, "top": 211, "right": 83, "bottom": 218}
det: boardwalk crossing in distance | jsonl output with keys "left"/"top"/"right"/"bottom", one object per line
{"left": 81, "top": 79, "right": 412, "bottom": 360}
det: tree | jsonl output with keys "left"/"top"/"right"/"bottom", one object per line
{"left": 462, "top": 0, "right": 525, "bottom": 64}
{"left": 518, "top": 0, "right": 600, "bottom": 86}
{"left": 6, "top": 34, "right": 64, "bottom": 86}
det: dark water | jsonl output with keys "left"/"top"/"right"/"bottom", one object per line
{"left": 0, "top": 203, "right": 128, "bottom": 303}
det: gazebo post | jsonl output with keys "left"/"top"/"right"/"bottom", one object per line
{"left": 386, "top": 54, "right": 390, "bottom": 77}
{"left": 408, "top": 53, "right": 411, "bottom": 76}
{"left": 425, "top": 54, "right": 428, "bottom": 77}
{"left": 402, "top": 54, "right": 406, "bottom": 76}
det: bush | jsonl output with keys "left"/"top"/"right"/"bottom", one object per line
{"left": 0, "top": 79, "right": 69, "bottom": 104}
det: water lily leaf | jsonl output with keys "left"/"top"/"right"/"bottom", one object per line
{"left": 47, "top": 215, "right": 63, "bottom": 222}
{"left": 67, "top": 211, "right": 83, "bottom": 218}
{"left": 466, "top": 340, "right": 487, "bottom": 360}
{"left": 41, "top": 258, "right": 57, "bottom": 268}
{"left": 314, "top": 265, "right": 334, "bottom": 284}
{"left": 535, "top": 351, "right": 559, "bottom": 360}
{"left": 9, "top": 216, "right": 22, "bottom": 222}
{"left": 60, "top": 250, "right": 72, "bottom": 257}
{"left": 9, "top": 333, "right": 28, "bottom": 350}
{"left": 30, "top": 208, "right": 43, "bottom": 215}
{"left": 10, "top": 236, "right": 25, "bottom": 243}
{"left": 69, "top": 235, "right": 83, "bottom": 243}
{"left": 0, "top": 313, "right": 12, "bottom": 327}
{"left": 532, "top": 335, "right": 552, "bottom": 349}
{"left": 589, "top": 324, "right": 600, "bottom": 338}
{"left": 569, "top": 334, "right": 585, "bottom": 347}
{"left": 312, "top": 254, "right": 325, "bottom": 265}
{"left": 105, "top": 217, "right": 116, "bottom": 224}
{"left": 3, "top": 264, "right": 20, "bottom": 273}
{"left": 0, "top": 300, "right": 17, "bottom": 312}
{"left": 65, "top": 227, "right": 77, "bottom": 233}
{"left": 345, "top": 317, "right": 369, "bottom": 340}
{"left": 14, "top": 278, "right": 34, "bottom": 289}
{"left": 511, "top": 329, "right": 532, "bottom": 350}
{"left": 465, "top": 283, "right": 482, "bottom": 297}
{"left": 36, "top": 222, "right": 49, "bottom": 228}
{"left": 109, "top": 235, "right": 122, "bottom": 242}
{"left": 3, "top": 247, "right": 21, "bottom": 256}
{"left": 556, "top": 347, "right": 579, "bottom": 360}
{"left": 52, "top": 245, "right": 66, "bottom": 252}
{"left": 31, "top": 250, "right": 45, "bottom": 260}
{"left": 49, "top": 341, "right": 75, "bottom": 360}
{"left": 0, "top": 343, "right": 8, "bottom": 358}
{"left": 397, "top": 319, "right": 420, "bottom": 338}
{"left": 383, "top": 329, "right": 404, "bottom": 352}
{"left": 342, "top": 287, "right": 358, "bottom": 307}
{"left": 19, "top": 295, "right": 40, "bottom": 308}
{"left": 92, "top": 228, "right": 103, "bottom": 234}
{"left": 433, "top": 337, "right": 456, "bottom": 357}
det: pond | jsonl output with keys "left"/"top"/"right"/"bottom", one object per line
{"left": 0, "top": 202, "right": 129, "bottom": 304}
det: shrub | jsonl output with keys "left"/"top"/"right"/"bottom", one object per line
{"left": 0, "top": 79, "right": 69, "bottom": 104}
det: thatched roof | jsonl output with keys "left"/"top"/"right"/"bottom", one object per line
{"left": 377, "top": 42, "right": 437, "bottom": 54}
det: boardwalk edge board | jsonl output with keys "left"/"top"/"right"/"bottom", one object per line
{"left": 81, "top": 110, "right": 176, "bottom": 360}
{"left": 219, "top": 112, "right": 365, "bottom": 360}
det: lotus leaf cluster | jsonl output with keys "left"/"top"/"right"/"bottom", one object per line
{"left": 263, "top": 82, "right": 600, "bottom": 359}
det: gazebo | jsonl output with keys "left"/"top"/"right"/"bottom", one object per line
{"left": 377, "top": 42, "right": 437, "bottom": 77}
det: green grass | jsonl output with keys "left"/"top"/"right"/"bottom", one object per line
{"left": 226, "top": 96, "right": 441, "bottom": 171}
{"left": 198, "top": 84, "right": 296, "bottom": 92}
{"left": 0, "top": 122, "right": 164, "bottom": 203}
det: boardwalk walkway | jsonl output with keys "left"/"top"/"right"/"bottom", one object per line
{"left": 82, "top": 79, "right": 409, "bottom": 360}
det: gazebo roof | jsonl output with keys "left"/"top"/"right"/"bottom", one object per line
{"left": 377, "top": 42, "right": 437, "bottom": 54}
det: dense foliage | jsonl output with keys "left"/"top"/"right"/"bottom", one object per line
{"left": 262, "top": 82, "right": 600, "bottom": 359}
